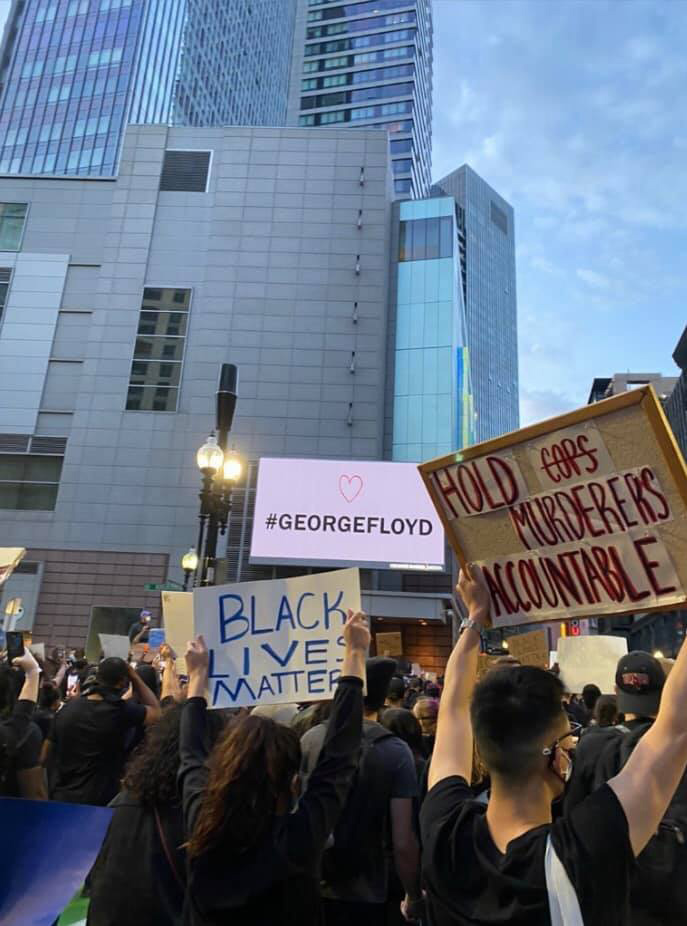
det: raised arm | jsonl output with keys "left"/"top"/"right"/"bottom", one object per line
{"left": 178, "top": 635, "right": 211, "bottom": 837}
{"left": 428, "top": 564, "right": 490, "bottom": 790}
{"left": 127, "top": 663, "right": 161, "bottom": 725}
{"left": 159, "top": 645, "right": 183, "bottom": 703}
{"left": 610, "top": 638, "right": 687, "bottom": 856}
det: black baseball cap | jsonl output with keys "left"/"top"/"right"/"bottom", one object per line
{"left": 388, "top": 676, "right": 406, "bottom": 700}
{"left": 615, "top": 651, "right": 665, "bottom": 716}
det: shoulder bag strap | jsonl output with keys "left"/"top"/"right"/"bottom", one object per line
{"left": 154, "top": 805, "right": 186, "bottom": 891}
{"left": 544, "top": 834, "right": 584, "bottom": 926}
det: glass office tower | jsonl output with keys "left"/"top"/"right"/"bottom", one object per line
{"left": 433, "top": 165, "right": 519, "bottom": 442}
{"left": 0, "top": 0, "right": 296, "bottom": 176}
{"left": 288, "top": 0, "right": 433, "bottom": 199}
{"left": 390, "top": 196, "right": 474, "bottom": 462}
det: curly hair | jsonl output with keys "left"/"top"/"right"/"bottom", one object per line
{"left": 122, "top": 704, "right": 184, "bottom": 807}
{"left": 186, "top": 712, "right": 300, "bottom": 859}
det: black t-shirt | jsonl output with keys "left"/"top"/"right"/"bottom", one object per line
{"left": 50, "top": 696, "right": 146, "bottom": 806}
{"left": 128, "top": 621, "right": 150, "bottom": 643}
{"left": 0, "top": 710, "right": 42, "bottom": 798}
{"left": 420, "top": 776, "right": 633, "bottom": 926}
{"left": 565, "top": 724, "right": 624, "bottom": 811}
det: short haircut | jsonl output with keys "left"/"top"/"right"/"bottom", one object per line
{"left": 593, "top": 694, "right": 618, "bottom": 727}
{"left": 38, "top": 683, "right": 60, "bottom": 709}
{"left": 471, "top": 666, "right": 565, "bottom": 782}
{"left": 96, "top": 657, "right": 129, "bottom": 688}
{"left": 582, "top": 683, "right": 602, "bottom": 712}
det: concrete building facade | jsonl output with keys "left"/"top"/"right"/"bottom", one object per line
{"left": 0, "top": 123, "right": 393, "bottom": 644}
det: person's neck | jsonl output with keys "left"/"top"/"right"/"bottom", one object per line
{"left": 485, "top": 776, "right": 555, "bottom": 853}
{"left": 363, "top": 709, "right": 379, "bottom": 722}
{"left": 624, "top": 713, "right": 656, "bottom": 723}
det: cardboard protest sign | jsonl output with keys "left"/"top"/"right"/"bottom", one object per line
{"left": 98, "top": 633, "right": 130, "bottom": 660}
{"left": 0, "top": 797, "right": 112, "bottom": 926}
{"left": 0, "top": 547, "right": 25, "bottom": 588}
{"left": 376, "top": 631, "right": 403, "bottom": 656}
{"left": 506, "top": 628, "right": 549, "bottom": 667}
{"left": 420, "top": 386, "right": 687, "bottom": 627}
{"left": 557, "top": 635, "right": 628, "bottom": 694}
{"left": 194, "top": 568, "right": 361, "bottom": 708}
{"left": 161, "top": 591, "right": 193, "bottom": 673}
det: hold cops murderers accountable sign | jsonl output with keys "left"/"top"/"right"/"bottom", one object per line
{"left": 419, "top": 386, "right": 687, "bottom": 627}
{"left": 194, "top": 568, "right": 361, "bottom": 708}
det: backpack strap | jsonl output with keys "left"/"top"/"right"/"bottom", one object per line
{"left": 154, "top": 805, "right": 185, "bottom": 891}
{"left": 545, "top": 835, "right": 584, "bottom": 926}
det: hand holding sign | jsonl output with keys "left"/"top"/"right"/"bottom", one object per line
{"left": 457, "top": 563, "right": 491, "bottom": 625}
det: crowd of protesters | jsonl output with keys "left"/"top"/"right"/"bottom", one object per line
{"left": 2, "top": 565, "right": 687, "bottom": 925}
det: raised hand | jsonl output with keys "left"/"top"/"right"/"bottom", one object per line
{"left": 344, "top": 609, "right": 370, "bottom": 653}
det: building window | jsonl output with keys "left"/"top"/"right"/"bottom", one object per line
{"left": 125, "top": 287, "right": 190, "bottom": 412}
{"left": 0, "top": 453, "right": 63, "bottom": 510}
{"left": 0, "top": 204, "right": 28, "bottom": 250}
{"left": 399, "top": 216, "right": 453, "bottom": 261}
{"left": 159, "top": 150, "right": 211, "bottom": 193}
{"left": 490, "top": 201, "right": 508, "bottom": 235}
{"left": 0, "top": 268, "right": 12, "bottom": 323}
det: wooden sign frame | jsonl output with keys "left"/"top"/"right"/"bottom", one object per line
{"left": 419, "top": 385, "right": 687, "bottom": 622}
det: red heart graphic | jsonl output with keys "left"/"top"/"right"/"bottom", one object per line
{"left": 339, "top": 474, "right": 363, "bottom": 503}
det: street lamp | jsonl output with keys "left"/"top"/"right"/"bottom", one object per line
{"left": 181, "top": 548, "right": 199, "bottom": 591}
{"left": 190, "top": 364, "right": 240, "bottom": 587}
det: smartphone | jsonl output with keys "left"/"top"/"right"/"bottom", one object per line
{"left": 6, "top": 631, "right": 24, "bottom": 662}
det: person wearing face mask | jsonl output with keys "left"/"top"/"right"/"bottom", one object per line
{"left": 46, "top": 656, "right": 161, "bottom": 805}
{"left": 420, "top": 564, "right": 687, "bottom": 926}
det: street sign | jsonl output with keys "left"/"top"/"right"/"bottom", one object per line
{"left": 144, "top": 581, "right": 183, "bottom": 591}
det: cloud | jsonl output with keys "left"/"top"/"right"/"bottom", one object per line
{"left": 520, "top": 389, "right": 578, "bottom": 426}
{"left": 530, "top": 256, "right": 556, "bottom": 274}
{"left": 576, "top": 268, "right": 611, "bottom": 289}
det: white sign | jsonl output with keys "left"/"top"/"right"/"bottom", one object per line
{"left": 98, "top": 634, "right": 130, "bottom": 661}
{"left": 250, "top": 458, "right": 445, "bottom": 569}
{"left": 194, "top": 568, "right": 361, "bottom": 708}
{"left": 558, "top": 635, "right": 629, "bottom": 694}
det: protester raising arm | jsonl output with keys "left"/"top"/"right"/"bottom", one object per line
{"left": 159, "top": 645, "right": 183, "bottom": 705}
{"left": 610, "top": 632, "right": 687, "bottom": 856}
{"left": 6, "top": 648, "right": 47, "bottom": 800}
{"left": 428, "top": 563, "right": 490, "bottom": 790}
{"left": 126, "top": 663, "right": 161, "bottom": 726}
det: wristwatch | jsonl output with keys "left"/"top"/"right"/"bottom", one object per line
{"left": 459, "top": 616, "right": 482, "bottom": 635}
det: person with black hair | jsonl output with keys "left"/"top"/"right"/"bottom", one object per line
{"left": 421, "top": 563, "right": 687, "bottom": 926}
{"left": 582, "top": 683, "right": 602, "bottom": 716}
{"left": 301, "top": 656, "right": 422, "bottom": 926}
{"left": 0, "top": 647, "right": 45, "bottom": 799}
{"left": 87, "top": 704, "right": 224, "bottom": 926}
{"left": 565, "top": 694, "right": 624, "bottom": 812}
{"left": 47, "top": 656, "right": 161, "bottom": 805}
{"left": 179, "top": 610, "right": 370, "bottom": 926}
{"left": 33, "top": 681, "right": 61, "bottom": 739}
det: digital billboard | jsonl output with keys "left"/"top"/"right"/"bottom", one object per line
{"left": 250, "top": 458, "right": 445, "bottom": 570}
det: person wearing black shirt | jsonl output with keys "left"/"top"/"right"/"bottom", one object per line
{"left": 0, "top": 647, "right": 43, "bottom": 798}
{"left": 420, "top": 563, "right": 687, "bottom": 926}
{"left": 178, "top": 611, "right": 370, "bottom": 926}
{"left": 128, "top": 610, "right": 152, "bottom": 644}
{"left": 565, "top": 694, "right": 623, "bottom": 811}
{"left": 47, "top": 656, "right": 161, "bottom": 805}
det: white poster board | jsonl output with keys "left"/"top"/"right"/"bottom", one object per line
{"left": 98, "top": 634, "right": 131, "bottom": 661}
{"left": 161, "top": 591, "right": 194, "bottom": 674}
{"left": 194, "top": 568, "right": 361, "bottom": 708}
{"left": 557, "top": 635, "right": 628, "bottom": 694}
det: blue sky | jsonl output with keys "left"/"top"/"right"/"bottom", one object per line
{"left": 432, "top": 0, "right": 687, "bottom": 424}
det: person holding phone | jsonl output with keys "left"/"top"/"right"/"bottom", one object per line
{"left": 0, "top": 645, "right": 46, "bottom": 799}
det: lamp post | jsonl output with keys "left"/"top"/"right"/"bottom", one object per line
{"left": 189, "top": 364, "right": 241, "bottom": 588}
{"left": 181, "top": 548, "right": 199, "bottom": 591}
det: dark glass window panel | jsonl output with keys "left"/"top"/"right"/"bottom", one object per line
{"left": 0, "top": 454, "right": 62, "bottom": 481}
{"left": 129, "top": 360, "right": 182, "bottom": 387}
{"left": 133, "top": 336, "right": 184, "bottom": 362}
{"left": 126, "top": 385, "right": 178, "bottom": 411}
{"left": 137, "top": 311, "right": 188, "bottom": 337}
{"left": 412, "top": 218, "right": 426, "bottom": 260}
{"left": 0, "top": 202, "right": 28, "bottom": 249}
{"left": 426, "top": 217, "right": 440, "bottom": 260}
{"left": 0, "top": 483, "right": 58, "bottom": 510}
{"left": 440, "top": 216, "right": 453, "bottom": 258}
{"left": 398, "top": 221, "right": 408, "bottom": 261}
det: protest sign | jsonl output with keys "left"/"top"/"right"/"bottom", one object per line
{"left": 98, "top": 633, "right": 130, "bottom": 661}
{"left": 558, "top": 635, "right": 628, "bottom": 694}
{"left": 420, "top": 386, "right": 687, "bottom": 627}
{"left": 194, "top": 568, "right": 361, "bottom": 708}
{"left": 506, "top": 628, "right": 549, "bottom": 667}
{"left": 0, "top": 547, "right": 24, "bottom": 589}
{"left": 376, "top": 631, "right": 403, "bottom": 656}
{"left": 148, "top": 627, "right": 165, "bottom": 649}
{"left": 0, "top": 797, "right": 112, "bottom": 926}
{"left": 161, "top": 591, "right": 193, "bottom": 673}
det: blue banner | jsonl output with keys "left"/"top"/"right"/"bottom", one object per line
{"left": 0, "top": 798, "right": 112, "bottom": 926}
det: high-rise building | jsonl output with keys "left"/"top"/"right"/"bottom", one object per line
{"left": 433, "top": 165, "right": 519, "bottom": 442}
{"left": 386, "top": 195, "right": 473, "bottom": 462}
{"left": 287, "top": 0, "right": 433, "bottom": 200}
{"left": 0, "top": 0, "right": 296, "bottom": 177}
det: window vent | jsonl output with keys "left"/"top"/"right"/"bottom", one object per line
{"left": 30, "top": 436, "right": 67, "bottom": 455}
{"left": 159, "top": 150, "right": 211, "bottom": 192}
{"left": 0, "top": 434, "right": 29, "bottom": 452}
{"left": 490, "top": 201, "right": 508, "bottom": 235}
{"left": 0, "top": 268, "right": 11, "bottom": 282}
